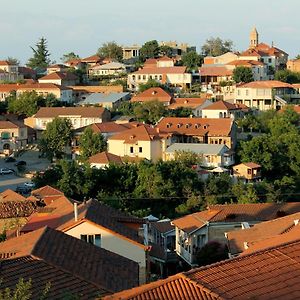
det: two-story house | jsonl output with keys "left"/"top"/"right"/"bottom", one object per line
{"left": 0, "top": 60, "right": 23, "bottom": 81}
{"left": 88, "top": 62, "right": 127, "bottom": 78}
{"left": 131, "top": 87, "right": 173, "bottom": 106}
{"left": 38, "top": 72, "right": 78, "bottom": 86}
{"left": 172, "top": 202, "right": 300, "bottom": 266}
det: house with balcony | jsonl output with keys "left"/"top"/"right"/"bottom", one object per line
{"left": 172, "top": 202, "right": 300, "bottom": 266}
{"left": 156, "top": 117, "right": 237, "bottom": 149}
{"left": 232, "top": 162, "right": 261, "bottom": 182}
{"left": 108, "top": 124, "right": 172, "bottom": 162}
{"left": 234, "top": 80, "right": 299, "bottom": 111}
{"left": 164, "top": 143, "right": 234, "bottom": 168}
{"left": 0, "top": 120, "right": 28, "bottom": 155}
{"left": 88, "top": 62, "right": 127, "bottom": 78}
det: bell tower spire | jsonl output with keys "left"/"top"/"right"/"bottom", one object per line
{"left": 250, "top": 27, "right": 259, "bottom": 48}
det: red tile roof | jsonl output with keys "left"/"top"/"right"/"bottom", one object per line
{"left": 156, "top": 117, "right": 234, "bottom": 137}
{"left": 109, "top": 124, "right": 164, "bottom": 143}
{"left": 0, "top": 227, "right": 139, "bottom": 297}
{"left": 199, "top": 66, "right": 233, "bottom": 76}
{"left": 173, "top": 202, "right": 300, "bottom": 233}
{"left": 0, "top": 60, "right": 11, "bottom": 66}
{"left": 0, "top": 189, "right": 26, "bottom": 202}
{"left": 131, "top": 87, "right": 172, "bottom": 103}
{"left": 202, "top": 100, "right": 238, "bottom": 111}
{"left": 0, "top": 120, "right": 25, "bottom": 129}
{"left": 39, "top": 71, "right": 78, "bottom": 81}
{"left": 238, "top": 80, "right": 294, "bottom": 89}
{"left": 0, "top": 201, "right": 36, "bottom": 219}
{"left": 16, "top": 82, "right": 72, "bottom": 91}
{"left": 237, "top": 162, "right": 261, "bottom": 169}
{"left": 81, "top": 54, "right": 101, "bottom": 63}
{"left": 90, "top": 122, "right": 134, "bottom": 134}
{"left": 226, "top": 59, "right": 264, "bottom": 67}
{"left": 106, "top": 238, "right": 300, "bottom": 299}
{"left": 89, "top": 151, "right": 123, "bottom": 165}
{"left": 168, "top": 98, "right": 207, "bottom": 110}
{"left": 32, "top": 185, "right": 64, "bottom": 198}
{"left": 133, "top": 66, "right": 187, "bottom": 75}
{"left": 227, "top": 212, "right": 300, "bottom": 255}
{"left": 34, "top": 106, "right": 107, "bottom": 118}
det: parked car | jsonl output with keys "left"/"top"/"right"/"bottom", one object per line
{"left": 4, "top": 157, "right": 16, "bottom": 163}
{"left": 15, "top": 186, "right": 31, "bottom": 195}
{"left": 24, "top": 181, "right": 35, "bottom": 188}
{"left": 15, "top": 161, "right": 27, "bottom": 166}
{"left": 0, "top": 168, "right": 14, "bottom": 175}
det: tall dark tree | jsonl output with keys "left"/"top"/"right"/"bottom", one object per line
{"left": 27, "top": 37, "right": 51, "bottom": 69}
{"left": 181, "top": 51, "right": 202, "bottom": 71}
{"left": 61, "top": 52, "right": 80, "bottom": 63}
{"left": 232, "top": 66, "right": 254, "bottom": 83}
{"left": 140, "top": 40, "right": 159, "bottom": 60}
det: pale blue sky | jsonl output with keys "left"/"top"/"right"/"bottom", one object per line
{"left": 1, "top": 0, "right": 299, "bottom": 64}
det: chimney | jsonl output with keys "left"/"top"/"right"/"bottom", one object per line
{"left": 294, "top": 219, "right": 299, "bottom": 226}
{"left": 74, "top": 203, "right": 78, "bottom": 222}
{"left": 156, "top": 127, "right": 160, "bottom": 133}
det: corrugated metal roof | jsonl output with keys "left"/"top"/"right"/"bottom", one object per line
{"left": 80, "top": 92, "right": 130, "bottom": 104}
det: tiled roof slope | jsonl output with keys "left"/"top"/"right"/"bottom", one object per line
{"left": 58, "top": 199, "right": 146, "bottom": 247}
{"left": 105, "top": 238, "right": 300, "bottom": 300}
{"left": 31, "top": 185, "right": 64, "bottom": 198}
{"left": 173, "top": 202, "right": 300, "bottom": 233}
{"left": 203, "top": 100, "right": 238, "bottom": 111}
{"left": 0, "top": 201, "right": 36, "bottom": 218}
{"left": 0, "top": 227, "right": 139, "bottom": 296}
{"left": 88, "top": 151, "right": 123, "bottom": 165}
{"left": 34, "top": 107, "right": 106, "bottom": 118}
{"left": 168, "top": 98, "right": 207, "bottom": 109}
{"left": 238, "top": 80, "right": 294, "bottom": 89}
{"left": 39, "top": 71, "right": 78, "bottom": 80}
{"left": 227, "top": 212, "right": 300, "bottom": 255}
{"left": 0, "top": 189, "right": 26, "bottom": 202}
{"left": 131, "top": 87, "right": 172, "bottom": 103}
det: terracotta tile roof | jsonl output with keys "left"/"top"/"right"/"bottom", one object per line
{"left": 173, "top": 202, "right": 300, "bottom": 233}
{"left": 0, "top": 60, "right": 11, "bottom": 66}
{"left": 109, "top": 124, "right": 164, "bottom": 143}
{"left": 32, "top": 185, "right": 64, "bottom": 198}
{"left": 168, "top": 98, "right": 207, "bottom": 110}
{"left": 0, "top": 227, "right": 139, "bottom": 296}
{"left": 226, "top": 59, "right": 264, "bottom": 67}
{"left": 238, "top": 80, "right": 294, "bottom": 89}
{"left": 90, "top": 122, "right": 135, "bottom": 134}
{"left": 89, "top": 151, "right": 123, "bottom": 165}
{"left": 47, "top": 63, "right": 66, "bottom": 68}
{"left": 34, "top": 106, "right": 106, "bottom": 118}
{"left": 0, "top": 120, "right": 24, "bottom": 129}
{"left": 0, "top": 201, "right": 36, "bottom": 219}
{"left": 0, "top": 189, "right": 26, "bottom": 202}
{"left": 20, "top": 214, "right": 62, "bottom": 233}
{"left": 202, "top": 100, "right": 238, "bottom": 111}
{"left": 0, "top": 84, "right": 21, "bottom": 92}
{"left": 199, "top": 66, "right": 233, "bottom": 76}
{"left": 58, "top": 199, "right": 146, "bottom": 247}
{"left": 132, "top": 66, "right": 187, "bottom": 75}
{"left": 16, "top": 82, "right": 72, "bottom": 91}
{"left": 81, "top": 54, "right": 101, "bottom": 63}
{"left": 156, "top": 117, "right": 234, "bottom": 137}
{"left": 106, "top": 238, "right": 300, "bottom": 300}
{"left": 237, "top": 162, "right": 261, "bottom": 168}
{"left": 39, "top": 71, "right": 78, "bottom": 81}
{"left": 131, "top": 87, "right": 172, "bottom": 103}
{"left": 227, "top": 212, "right": 300, "bottom": 255}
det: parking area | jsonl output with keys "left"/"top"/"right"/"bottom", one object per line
{"left": 0, "top": 149, "right": 51, "bottom": 193}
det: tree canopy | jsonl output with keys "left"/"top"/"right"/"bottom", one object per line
{"left": 138, "top": 79, "right": 164, "bottom": 93}
{"left": 181, "top": 51, "right": 202, "bottom": 72}
{"left": 6, "top": 57, "right": 20, "bottom": 65}
{"left": 27, "top": 37, "right": 51, "bottom": 69}
{"left": 139, "top": 40, "right": 160, "bottom": 61}
{"left": 39, "top": 118, "right": 73, "bottom": 161}
{"left": 97, "top": 41, "right": 123, "bottom": 61}
{"left": 274, "top": 69, "right": 300, "bottom": 84}
{"left": 201, "top": 37, "right": 234, "bottom": 57}
{"left": 133, "top": 100, "right": 166, "bottom": 124}
{"left": 61, "top": 52, "right": 80, "bottom": 63}
{"left": 79, "top": 127, "right": 107, "bottom": 161}
{"left": 232, "top": 66, "right": 254, "bottom": 83}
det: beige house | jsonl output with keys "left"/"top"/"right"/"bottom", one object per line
{"left": 234, "top": 80, "right": 299, "bottom": 111}
{"left": 88, "top": 62, "right": 126, "bottom": 78}
{"left": 287, "top": 59, "right": 300, "bottom": 72}
{"left": 232, "top": 162, "right": 261, "bottom": 182}
{"left": 25, "top": 107, "right": 111, "bottom": 131}
{"left": 0, "top": 121, "right": 28, "bottom": 154}
{"left": 128, "top": 66, "right": 192, "bottom": 91}
{"left": 46, "top": 64, "right": 69, "bottom": 74}
{"left": 0, "top": 60, "right": 22, "bottom": 81}
{"left": 203, "top": 52, "right": 239, "bottom": 65}
{"left": 108, "top": 124, "right": 171, "bottom": 162}
{"left": 172, "top": 202, "right": 300, "bottom": 266}
{"left": 38, "top": 72, "right": 78, "bottom": 86}
{"left": 122, "top": 45, "right": 141, "bottom": 60}
{"left": 164, "top": 143, "right": 234, "bottom": 168}
{"left": 199, "top": 66, "right": 233, "bottom": 88}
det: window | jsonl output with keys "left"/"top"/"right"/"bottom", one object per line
{"left": 80, "top": 234, "right": 101, "bottom": 247}
{"left": 130, "top": 146, "right": 134, "bottom": 153}
{"left": 139, "top": 147, "right": 142, "bottom": 153}
{"left": 268, "top": 58, "right": 272, "bottom": 63}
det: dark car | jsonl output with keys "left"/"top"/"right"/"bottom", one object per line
{"left": 15, "top": 160, "right": 27, "bottom": 166}
{"left": 4, "top": 157, "right": 16, "bottom": 163}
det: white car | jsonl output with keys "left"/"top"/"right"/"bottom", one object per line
{"left": 0, "top": 168, "right": 14, "bottom": 175}
{"left": 24, "top": 182, "right": 35, "bottom": 188}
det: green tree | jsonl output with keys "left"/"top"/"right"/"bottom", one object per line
{"left": 61, "top": 52, "right": 80, "bottom": 63}
{"left": 97, "top": 41, "right": 123, "bottom": 61}
{"left": 79, "top": 127, "right": 107, "bottom": 161}
{"left": 140, "top": 40, "right": 159, "bottom": 60}
{"left": 174, "top": 150, "right": 202, "bottom": 167}
{"left": 27, "top": 37, "right": 51, "bottom": 69}
{"left": 201, "top": 37, "right": 233, "bottom": 57}
{"left": 6, "top": 57, "right": 20, "bottom": 65}
{"left": 231, "top": 182, "right": 259, "bottom": 204}
{"left": 232, "top": 66, "right": 254, "bottom": 83}
{"left": 7, "top": 91, "right": 44, "bottom": 116}
{"left": 138, "top": 79, "right": 164, "bottom": 93}
{"left": 181, "top": 51, "right": 202, "bottom": 71}
{"left": 274, "top": 69, "right": 300, "bottom": 84}
{"left": 133, "top": 100, "right": 166, "bottom": 124}
{"left": 159, "top": 45, "right": 173, "bottom": 57}
{"left": 39, "top": 117, "right": 73, "bottom": 160}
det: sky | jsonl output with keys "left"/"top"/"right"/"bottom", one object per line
{"left": 1, "top": 0, "right": 300, "bottom": 64}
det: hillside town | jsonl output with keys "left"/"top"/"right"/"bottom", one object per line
{"left": 1, "top": 25, "right": 300, "bottom": 299}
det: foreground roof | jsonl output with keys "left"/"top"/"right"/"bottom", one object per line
{"left": 0, "top": 189, "right": 26, "bottom": 202}
{"left": 173, "top": 202, "right": 300, "bottom": 233}
{"left": 0, "top": 227, "right": 139, "bottom": 298}
{"left": 238, "top": 80, "right": 294, "bottom": 89}
{"left": 105, "top": 238, "right": 300, "bottom": 299}
{"left": 89, "top": 151, "right": 123, "bottom": 165}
